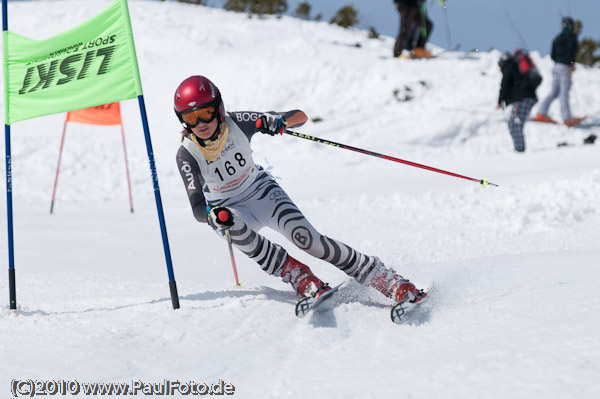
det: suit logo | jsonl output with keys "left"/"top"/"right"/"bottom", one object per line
{"left": 291, "top": 226, "right": 312, "bottom": 250}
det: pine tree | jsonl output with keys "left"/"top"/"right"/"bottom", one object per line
{"left": 295, "top": 2, "right": 311, "bottom": 20}
{"left": 577, "top": 37, "right": 600, "bottom": 67}
{"left": 329, "top": 5, "right": 359, "bottom": 29}
{"left": 250, "top": 0, "right": 287, "bottom": 15}
{"left": 224, "top": 0, "right": 287, "bottom": 15}
{"left": 224, "top": 0, "right": 248, "bottom": 12}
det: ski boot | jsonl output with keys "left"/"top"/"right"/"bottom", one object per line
{"left": 279, "top": 256, "right": 330, "bottom": 298}
{"left": 412, "top": 47, "right": 432, "bottom": 59}
{"left": 368, "top": 261, "right": 426, "bottom": 303}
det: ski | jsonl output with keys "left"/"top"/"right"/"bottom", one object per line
{"left": 390, "top": 288, "right": 431, "bottom": 324}
{"left": 567, "top": 120, "right": 598, "bottom": 130}
{"left": 435, "top": 43, "right": 461, "bottom": 56}
{"left": 295, "top": 283, "right": 343, "bottom": 318}
{"left": 530, "top": 116, "right": 590, "bottom": 127}
{"left": 529, "top": 118, "right": 558, "bottom": 125}
{"left": 565, "top": 116, "right": 589, "bottom": 127}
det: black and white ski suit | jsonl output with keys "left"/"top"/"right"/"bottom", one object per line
{"left": 176, "top": 110, "right": 382, "bottom": 282}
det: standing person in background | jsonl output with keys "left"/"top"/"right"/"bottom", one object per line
{"left": 393, "top": 0, "right": 433, "bottom": 58}
{"left": 533, "top": 17, "right": 585, "bottom": 127}
{"left": 497, "top": 52, "right": 538, "bottom": 153}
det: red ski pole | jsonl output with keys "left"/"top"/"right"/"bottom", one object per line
{"left": 225, "top": 230, "right": 241, "bottom": 286}
{"left": 255, "top": 119, "right": 498, "bottom": 187}
{"left": 216, "top": 209, "right": 241, "bottom": 286}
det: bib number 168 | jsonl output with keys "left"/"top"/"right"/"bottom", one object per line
{"left": 214, "top": 152, "right": 246, "bottom": 181}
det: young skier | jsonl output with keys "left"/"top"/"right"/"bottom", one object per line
{"left": 174, "top": 75, "right": 426, "bottom": 305}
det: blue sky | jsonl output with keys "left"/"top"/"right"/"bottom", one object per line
{"left": 281, "top": 0, "right": 600, "bottom": 56}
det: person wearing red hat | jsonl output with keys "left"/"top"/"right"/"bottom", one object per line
{"left": 174, "top": 75, "right": 427, "bottom": 305}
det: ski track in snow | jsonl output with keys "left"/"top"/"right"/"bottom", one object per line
{"left": 1, "top": 2, "right": 600, "bottom": 398}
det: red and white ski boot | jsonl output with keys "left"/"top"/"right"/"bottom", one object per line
{"left": 367, "top": 262, "right": 430, "bottom": 323}
{"left": 280, "top": 256, "right": 330, "bottom": 298}
{"left": 369, "top": 264, "right": 426, "bottom": 304}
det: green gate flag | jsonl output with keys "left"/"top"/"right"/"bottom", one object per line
{"left": 3, "top": 0, "right": 143, "bottom": 124}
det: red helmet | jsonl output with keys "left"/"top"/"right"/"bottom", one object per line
{"left": 174, "top": 76, "right": 225, "bottom": 128}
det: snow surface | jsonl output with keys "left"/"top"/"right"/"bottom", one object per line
{"left": 1, "top": 1, "right": 600, "bottom": 398}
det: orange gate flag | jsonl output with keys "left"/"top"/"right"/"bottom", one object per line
{"left": 66, "top": 102, "right": 122, "bottom": 126}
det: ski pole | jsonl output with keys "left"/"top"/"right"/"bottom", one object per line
{"left": 570, "top": 72, "right": 584, "bottom": 117}
{"left": 502, "top": 1, "right": 529, "bottom": 50}
{"left": 440, "top": 0, "right": 454, "bottom": 49}
{"left": 256, "top": 119, "right": 497, "bottom": 187}
{"left": 225, "top": 230, "right": 241, "bottom": 286}
{"left": 214, "top": 208, "right": 241, "bottom": 286}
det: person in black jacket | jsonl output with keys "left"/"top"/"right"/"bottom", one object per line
{"left": 497, "top": 52, "right": 538, "bottom": 152}
{"left": 393, "top": 0, "right": 433, "bottom": 58}
{"left": 533, "top": 17, "right": 584, "bottom": 126}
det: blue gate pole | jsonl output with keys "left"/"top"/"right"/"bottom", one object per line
{"left": 5, "top": 124, "right": 16, "bottom": 311}
{"left": 3, "top": 0, "right": 17, "bottom": 312}
{"left": 137, "top": 95, "right": 180, "bottom": 309}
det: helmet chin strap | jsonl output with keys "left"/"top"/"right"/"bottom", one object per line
{"left": 205, "top": 127, "right": 221, "bottom": 142}
{"left": 186, "top": 124, "right": 220, "bottom": 147}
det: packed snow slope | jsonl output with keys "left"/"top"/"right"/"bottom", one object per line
{"left": 1, "top": 1, "right": 600, "bottom": 398}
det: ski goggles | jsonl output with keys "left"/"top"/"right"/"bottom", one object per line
{"left": 178, "top": 101, "right": 218, "bottom": 127}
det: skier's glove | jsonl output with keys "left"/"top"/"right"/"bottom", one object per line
{"left": 207, "top": 206, "right": 234, "bottom": 230}
{"left": 256, "top": 112, "right": 287, "bottom": 136}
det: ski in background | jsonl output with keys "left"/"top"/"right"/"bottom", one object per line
{"left": 531, "top": 116, "right": 588, "bottom": 126}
